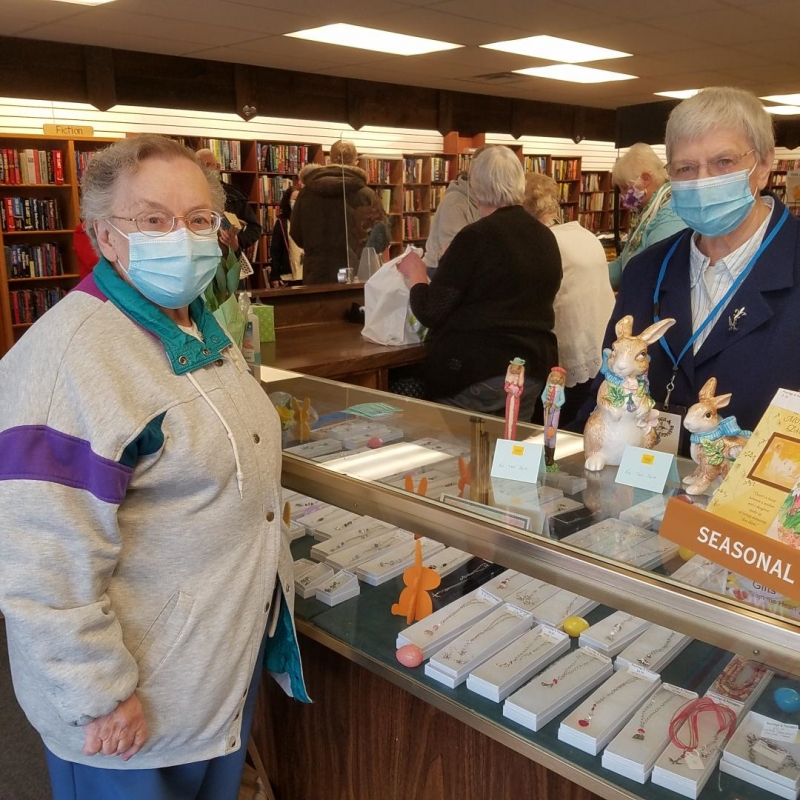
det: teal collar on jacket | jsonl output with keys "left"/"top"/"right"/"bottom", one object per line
{"left": 92, "top": 258, "right": 232, "bottom": 375}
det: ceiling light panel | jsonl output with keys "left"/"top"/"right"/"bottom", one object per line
{"left": 514, "top": 64, "right": 637, "bottom": 84}
{"left": 761, "top": 94, "right": 800, "bottom": 105}
{"left": 285, "top": 24, "right": 462, "bottom": 56}
{"left": 655, "top": 89, "right": 700, "bottom": 99}
{"left": 764, "top": 105, "right": 800, "bottom": 116}
{"left": 482, "top": 35, "right": 630, "bottom": 63}
{"left": 48, "top": 0, "right": 116, "bottom": 5}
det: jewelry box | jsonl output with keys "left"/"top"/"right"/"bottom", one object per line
{"left": 430, "top": 558, "right": 505, "bottom": 609}
{"left": 671, "top": 556, "right": 728, "bottom": 594}
{"left": 310, "top": 419, "right": 389, "bottom": 442}
{"left": 315, "top": 570, "right": 361, "bottom": 606}
{"left": 559, "top": 665, "right": 661, "bottom": 755}
{"left": 425, "top": 604, "right": 533, "bottom": 688}
{"left": 579, "top": 611, "right": 651, "bottom": 657}
{"left": 543, "top": 471, "right": 588, "bottom": 496}
{"left": 314, "top": 446, "right": 371, "bottom": 463}
{"left": 309, "top": 517, "right": 396, "bottom": 561}
{"left": 284, "top": 437, "right": 343, "bottom": 458}
{"left": 481, "top": 569, "right": 538, "bottom": 600}
{"left": 491, "top": 479, "right": 565, "bottom": 534}
{"left": 706, "top": 655, "right": 774, "bottom": 716}
{"left": 341, "top": 426, "right": 404, "bottom": 451}
{"left": 618, "top": 495, "right": 668, "bottom": 530}
{"left": 615, "top": 625, "right": 692, "bottom": 674}
{"left": 310, "top": 510, "right": 363, "bottom": 541}
{"left": 356, "top": 536, "right": 445, "bottom": 586}
{"left": 285, "top": 494, "right": 328, "bottom": 520}
{"left": 562, "top": 519, "right": 654, "bottom": 558}
{"left": 409, "top": 437, "right": 468, "bottom": 457}
{"left": 602, "top": 683, "right": 699, "bottom": 784}
{"left": 613, "top": 535, "right": 680, "bottom": 570}
{"left": 548, "top": 506, "right": 603, "bottom": 539}
{"left": 325, "top": 528, "right": 415, "bottom": 572}
{"left": 295, "top": 505, "right": 353, "bottom": 536}
{"left": 504, "top": 578, "right": 561, "bottom": 613}
{"left": 721, "top": 711, "right": 800, "bottom": 798}
{"left": 542, "top": 497, "right": 585, "bottom": 537}
{"left": 396, "top": 587, "right": 502, "bottom": 660}
{"left": 503, "top": 646, "right": 613, "bottom": 732}
{"left": 423, "top": 547, "right": 476, "bottom": 578}
{"left": 294, "top": 561, "right": 335, "bottom": 600}
{"left": 528, "top": 588, "right": 598, "bottom": 629}
{"left": 467, "top": 624, "right": 571, "bottom": 702}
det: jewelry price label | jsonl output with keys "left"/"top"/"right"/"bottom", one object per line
{"left": 582, "top": 646, "right": 611, "bottom": 664}
{"left": 754, "top": 740, "right": 788, "bottom": 765}
{"left": 684, "top": 750, "right": 705, "bottom": 771}
{"left": 664, "top": 683, "right": 697, "bottom": 701}
{"left": 627, "top": 664, "right": 659, "bottom": 683}
{"left": 541, "top": 625, "right": 561, "bottom": 639}
{"left": 761, "top": 720, "right": 800, "bottom": 744}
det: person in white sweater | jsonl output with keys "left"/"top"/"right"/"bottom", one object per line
{"left": 524, "top": 172, "right": 615, "bottom": 424}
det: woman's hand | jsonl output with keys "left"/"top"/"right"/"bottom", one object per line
{"left": 396, "top": 251, "right": 429, "bottom": 288}
{"left": 82, "top": 692, "right": 148, "bottom": 762}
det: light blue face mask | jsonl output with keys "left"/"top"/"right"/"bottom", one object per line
{"left": 115, "top": 227, "right": 221, "bottom": 309}
{"left": 670, "top": 165, "right": 757, "bottom": 238}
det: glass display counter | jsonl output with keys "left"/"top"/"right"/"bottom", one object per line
{"left": 260, "top": 366, "right": 800, "bottom": 800}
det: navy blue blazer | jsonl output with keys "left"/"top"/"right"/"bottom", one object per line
{"left": 582, "top": 198, "right": 800, "bottom": 434}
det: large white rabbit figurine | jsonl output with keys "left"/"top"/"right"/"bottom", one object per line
{"left": 584, "top": 315, "right": 676, "bottom": 471}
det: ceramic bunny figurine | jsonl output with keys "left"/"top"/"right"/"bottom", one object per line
{"left": 682, "top": 377, "right": 751, "bottom": 495}
{"left": 584, "top": 315, "right": 676, "bottom": 471}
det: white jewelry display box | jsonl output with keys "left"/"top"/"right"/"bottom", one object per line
{"left": 480, "top": 569, "right": 538, "bottom": 600}
{"left": 294, "top": 561, "right": 335, "bottom": 600}
{"left": 562, "top": 518, "right": 654, "bottom": 557}
{"left": 706, "top": 655, "right": 774, "bottom": 717}
{"left": 615, "top": 625, "right": 692, "bottom": 674}
{"left": 543, "top": 471, "right": 588, "bottom": 495}
{"left": 315, "top": 570, "right": 361, "bottom": 606}
{"left": 425, "top": 604, "right": 533, "bottom": 688}
{"left": 422, "top": 547, "right": 474, "bottom": 578}
{"left": 618, "top": 495, "right": 669, "bottom": 530}
{"left": 284, "top": 437, "right": 343, "bottom": 458}
{"left": 529, "top": 589, "right": 599, "bottom": 629}
{"left": 467, "top": 624, "right": 571, "bottom": 703}
{"left": 503, "top": 646, "right": 613, "bottom": 732}
{"left": 326, "top": 529, "right": 415, "bottom": 572}
{"left": 396, "top": 587, "right": 502, "bottom": 660}
{"left": 309, "top": 518, "right": 396, "bottom": 561}
{"left": 602, "top": 683, "right": 699, "bottom": 784}
{"left": 614, "top": 535, "right": 680, "bottom": 570}
{"left": 559, "top": 666, "right": 661, "bottom": 756}
{"left": 296, "top": 505, "right": 352, "bottom": 536}
{"left": 356, "top": 537, "right": 445, "bottom": 586}
{"left": 285, "top": 494, "right": 328, "bottom": 520}
{"left": 579, "top": 611, "right": 651, "bottom": 657}
{"left": 720, "top": 711, "right": 800, "bottom": 799}
{"left": 504, "top": 578, "right": 561, "bottom": 614}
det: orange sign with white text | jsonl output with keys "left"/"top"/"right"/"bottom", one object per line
{"left": 660, "top": 499, "right": 800, "bottom": 602}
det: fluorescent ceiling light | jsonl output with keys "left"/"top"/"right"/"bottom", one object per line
{"left": 655, "top": 89, "right": 700, "bottom": 99}
{"left": 482, "top": 35, "right": 630, "bottom": 63}
{"left": 764, "top": 105, "right": 800, "bottom": 116}
{"left": 514, "top": 64, "right": 637, "bottom": 84}
{"left": 48, "top": 0, "right": 116, "bottom": 5}
{"left": 285, "top": 23, "right": 461, "bottom": 56}
{"left": 762, "top": 93, "right": 800, "bottom": 105}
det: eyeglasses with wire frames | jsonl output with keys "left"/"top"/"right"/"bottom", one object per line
{"left": 666, "top": 149, "right": 757, "bottom": 181}
{"left": 106, "top": 209, "right": 222, "bottom": 237}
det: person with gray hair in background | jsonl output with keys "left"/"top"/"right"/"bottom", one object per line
{"left": 422, "top": 145, "right": 489, "bottom": 276}
{"left": 608, "top": 142, "right": 686, "bottom": 288}
{"left": 398, "top": 146, "right": 562, "bottom": 420}
{"left": 580, "top": 86, "right": 800, "bottom": 438}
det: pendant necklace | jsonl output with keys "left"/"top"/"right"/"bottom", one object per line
{"left": 605, "top": 614, "right": 636, "bottom": 642}
{"left": 578, "top": 675, "right": 640, "bottom": 728}
{"left": 746, "top": 733, "right": 800, "bottom": 774}
{"left": 431, "top": 562, "right": 492, "bottom": 599}
{"left": 495, "top": 634, "right": 554, "bottom": 670}
{"left": 637, "top": 631, "right": 678, "bottom": 668}
{"left": 632, "top": 689, "right": 683, "bottom": 741}
{"left": 442, "top": 613, "right": 518, "bottom": 665}
{"left": 541, "top": 652, "right": 595, "bottom": 688}
{"left": 423, "top": 598, "right": 484, "bottom": 636}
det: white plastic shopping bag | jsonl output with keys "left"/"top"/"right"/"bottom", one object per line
{"left": 362, "top": 246, "right": 427, "bottom": 346}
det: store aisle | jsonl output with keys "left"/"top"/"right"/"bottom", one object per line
{"left": 0, "top": 619, "right": 52, "bottom": 799}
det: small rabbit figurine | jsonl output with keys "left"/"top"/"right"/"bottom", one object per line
{"left": 584, "top": 315, "right": 676, "bottom": 471}
{"left": 682, "top": 377, "right": 751, "bottom": 495}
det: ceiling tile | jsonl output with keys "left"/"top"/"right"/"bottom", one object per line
{"left": 646, "top": 7, "right": 778, "bottom": 44}
{"left": 185, "top": 45, "right": 342, "bottom": 72}
{"left": 230, "top": 34, "right": 404, "bottom": 65}
{"left": 556, "top": 22, "right": 707, "bottom": 55}
{"left": 558, "top": 0, "right": 727, "bottom": 20}
{"left": 0, "top": 0, "right": 87, "bottom": 26}
{"left": 24, "top": 24, "right": 202, "bottom": 56}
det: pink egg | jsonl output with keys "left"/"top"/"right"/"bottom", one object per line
{"left": 396, "top": 644, "right": 424, "bottom": 668}
{"left": 367, "top": 436, "right": 384, "bottom": 449}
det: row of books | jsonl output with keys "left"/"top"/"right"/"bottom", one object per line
{"left": 403, "top": 188, "right": 427, "bottom": 212}
{"left": 431, "top": 157, "right": 451, "bottom": 183}
{"left": 553, "top": 158, "right": 580, "bottom": 181}
{"left": 0, "top": 148, "right": 65, "bottom": 185}
{"left": 199, "top": 138, "right": 242, "bottom": 171}
{"left": 260, "top": 175, "right": 292, "bottom": 204}
{"left": 259, "top": 205, "right": 279, "bottom": 231}
{"left": 562, "top": 205, "right": 578, "bottom": 221}
{"left": 257, "top": 144, "right": 314, "bottom": 174}
{"left": 403, "top": 217, "right": 423, "bottom": 239}
{"left": 431, "top": 184, "right": 446, "bottom": 211}
{"left": 774, "top": 159, "right": 800, "bottom": 171}
{"left": 1, "top": 197, "right": 64, "bottom": 232}
{"left": 404, "top": 158, "right": 423, "bottom": 184}
{"left": 524, "top": 155, "right": 549, "bottom": 174}
{"left": 5, "top": 243, "right": 64, "bottom": 279}
{"left": 457, "top": 154, "right": 471, "bottom": 174}
{"left": 581, "top": 172, "right": 605, "bottom": 192}
{"left": 557, "top": 183, "right": 573, "bottom": 203}
{"left": 74, "top": 151, "right": 97, "bottom": 185}
{"left": 578, "top": 211, "right": 605, "bottom": 232}
{"left": 9, "top": 287, "right": 66, "bottom": 324}
{"left": 376, "top": 188, "right": 392, "bottom": 215}
{"left": 579, "top": 192, "right": 605, "bottom": 212}
{"left": 361, "top": 158, "right": 396, "bottom": 185}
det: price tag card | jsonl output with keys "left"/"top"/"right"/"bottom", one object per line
{"left": 615, "top": 446, "right": 680, "bottom": 494}
{"left": 761, "top": 720, "right": 800, "bottom": 744}
{"left": 684, "top": 750, "right": 705, "bottom": 771}
{"left": 491, "top": 439, "right": 544, "bottom": 484}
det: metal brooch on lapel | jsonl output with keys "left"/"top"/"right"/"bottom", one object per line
{"left": 728, "top": 308, "right": 746, "bottom": 331}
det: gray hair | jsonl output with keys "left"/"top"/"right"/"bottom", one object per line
{"left": 469, "top": 145, "right": 524, "bottom": 208}
{"left": 612, "top": 143, "right": 668, "bottom": 187}
{"left": 330, "top": 140, "right": 358, "bottom": 166}
{"left": 81, "top": 135, "right": 225, "bottom": 250}
{"left": 665, "top": 86, "right": 775, "bottom": 164}
{"left": 523, "top": 172, "right": 560, "bottom": 221}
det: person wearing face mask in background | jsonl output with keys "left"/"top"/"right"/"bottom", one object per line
{"left": 608, "top": 143, "right": 687, "bottom": 290}
{"left": 0, "top": 135, "right": 308, "bottom": 800}
{"left": 575, "top": 87, "right": 800, "bottom": 441}
{"left": 269, "top": 184, "right": 303, "bottom": 284}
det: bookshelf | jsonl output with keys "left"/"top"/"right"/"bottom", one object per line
{"left": 359, "top": 155, "right": 405, "bottom": 258}
{"left": 523, "top": 154, "right": 583, "bottom": 223}
{"left": 769, "top": 159, "right": 800, "bottom": 214}
{"left": 0, "top": 133, "right": 116, "bottom": 357}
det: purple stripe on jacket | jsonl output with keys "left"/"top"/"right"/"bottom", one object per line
{"left": 0, "top": 426, "right": 132, "bottom": 504}
{"left": 73, "top": 274, "right": 107, "bottom": 301}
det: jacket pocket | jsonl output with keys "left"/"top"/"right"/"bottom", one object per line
{"left": 133, "top": 591, "right": 194, "bottom": 687}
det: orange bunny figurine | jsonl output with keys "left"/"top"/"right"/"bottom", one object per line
{"left": 391, "top": 539, "right": 441, "bottom": 624}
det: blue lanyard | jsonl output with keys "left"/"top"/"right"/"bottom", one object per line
{"left": 652, "top": 206, "right": 788, "bottom": 403}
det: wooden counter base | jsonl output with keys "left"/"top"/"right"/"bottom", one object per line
{"left": 254, "top": 635, "right": 603, "bottom": 800}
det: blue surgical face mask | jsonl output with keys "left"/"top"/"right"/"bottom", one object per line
{"left": 113, "top": 226, "right": 221, "bottom": 309}
{"left": 670, "top": 165, "right": 757, "bottom": 237}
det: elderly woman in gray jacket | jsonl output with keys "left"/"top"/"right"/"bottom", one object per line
{"left": 0, "top": 135, "right": 307, "bottom": 800}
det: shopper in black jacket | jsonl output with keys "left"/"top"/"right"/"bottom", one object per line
{"left": 398, "top": 146, "right": 562, "bottom": 421}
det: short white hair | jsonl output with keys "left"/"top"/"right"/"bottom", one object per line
{"left": 469, "top": 146, "right": 524, "bottom": 208}
{"left": 665, "top": 86, "right": 774, "bottom": 164}
{"left": 612, "top": 143, "right": 668, "bottom": 187}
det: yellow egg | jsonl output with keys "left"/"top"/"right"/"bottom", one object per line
{"left": 562, "top": 616, "right": 590, "bottom": 637}
{"left": 678, "top": 547, "right": 695, "bottom": 561}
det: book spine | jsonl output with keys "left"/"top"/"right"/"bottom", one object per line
{"left": 53, "top": 150, "right": 64, "bottom": 185}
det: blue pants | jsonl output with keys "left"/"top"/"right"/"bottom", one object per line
{"left": 437, "top": 375, "right": 543, "bottom": 424}
{"left": 46, "top": 628, "right": 268, "bottom": 800}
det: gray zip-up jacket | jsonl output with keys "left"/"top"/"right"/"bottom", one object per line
{"left": 0, "top": 259, "right": 307, "bottom": 769}
{"left": 423, "top": 175, "right": 479, "bottom": 270}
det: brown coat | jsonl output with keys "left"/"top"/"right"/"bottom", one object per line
{"left": 290, "top": 164, "right": 385, "bottom": 284}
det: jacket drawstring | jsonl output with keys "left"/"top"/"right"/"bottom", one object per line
{"left": 187, "top": 372, "right": 244, "bottom": 499}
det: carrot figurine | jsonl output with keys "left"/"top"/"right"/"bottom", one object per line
{"left": 403, "top": 474, "right": 429, "bottom": 496}
{"left": 391, "top": 539, "right": 441, "bottom": 623}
